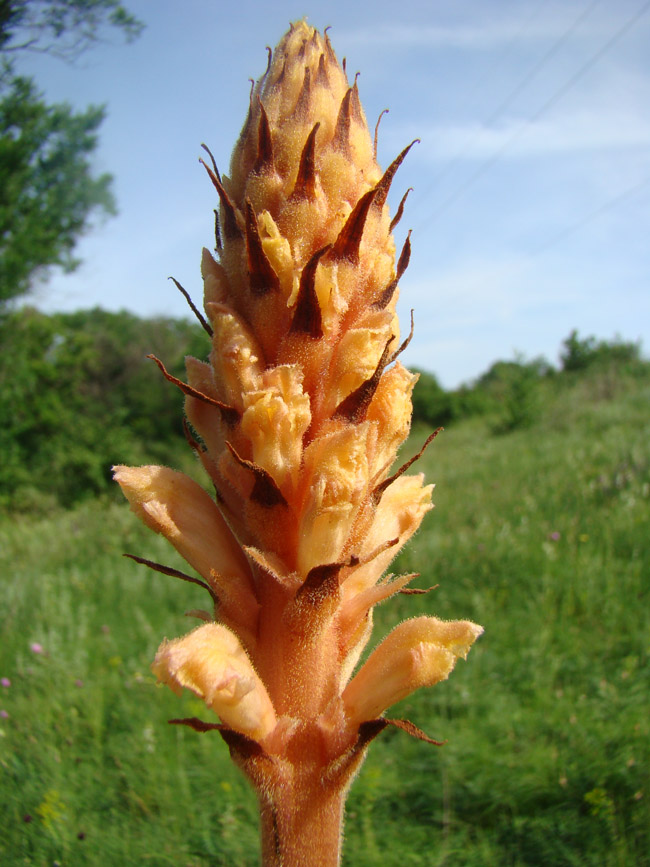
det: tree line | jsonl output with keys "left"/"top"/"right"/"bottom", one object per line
{"left": 1, "top": 306, "right": 646, "bottom": 512}
{"left": 412, "top": 329, "right": 645, "bottom": 434}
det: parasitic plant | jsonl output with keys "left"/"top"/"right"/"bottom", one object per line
{"left": 114, "top": 21, "right": 482, "bottom": 866}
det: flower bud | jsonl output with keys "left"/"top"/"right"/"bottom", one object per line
{"left": 342, "top": 616, "right": 483, "bottom": 724}
{"left": 113, "top": 465, "right": 252, "bottom": 589}
{"left": 152, "top": 623, "right": 276, "bottom": 741}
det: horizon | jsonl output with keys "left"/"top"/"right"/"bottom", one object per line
{"left": 11, "top": 0, "right": 650, "bottom": 388}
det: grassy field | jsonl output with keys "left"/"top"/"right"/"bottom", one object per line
{"left": 1, "top": 365, "right": 648, "bottom": 866}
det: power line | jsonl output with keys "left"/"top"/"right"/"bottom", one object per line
{"left": 415, "top": 0, "right": 650, "bottom": 232}
{"left": 416, "top": 0, "right": 555, "bottom": 194}
{"left": 481, "top": 0, "right": 602, "bottom": 127}
{"left": 530, "top": 174, "right": 650, "bottom": 256}
{"left": 528, "top": 0, "right": 650, "bottom": 123}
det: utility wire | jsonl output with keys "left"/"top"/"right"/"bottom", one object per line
{"left": 418, "top": 0, "right": 600, "bottom": 201}
{"left": 415, "top": 0, "right": 650, "bottom": 232}
{"left": 531, "top": 174, "right": 650, "bottom": 256}
{"left": 482, "top": 0, "right": 602, "bottom": 127}
{"left": 417, "top": 0, "right": 553, "bottom": 193}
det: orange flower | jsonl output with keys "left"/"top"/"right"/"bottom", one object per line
{"left": 115, "top": 21, "right": 481, "bottom": 866}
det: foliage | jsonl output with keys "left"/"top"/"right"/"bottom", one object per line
{"left": 0, "top": 73, "right": 115, "bottom": 302}
{"left": 2, "top": 318, "right": 647, "bottom": 511}
{"left": 0, "top": 0, "right": 143, "bottom": 304}
{"left": 410, "top": 368, "right": 454, "bottom": 427}
{"left": 0, "top": 0, "right": 143, "bottom": 60}
{"left": 411, "top": 332, "right": 647, "bottom": 434}
{"left": 1, "top": 362, "right": 648, "bottom": 864}
{"left": 560, "top": 329, "right": 642, "bottom": 374}
{"left": 0, "top": 307, "right": 209, "bottom": 509}
{"left": 477, "top": 355, "right": 551, "bottom": 434}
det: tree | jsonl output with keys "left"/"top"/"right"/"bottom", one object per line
{"left": 0, "top": 72, "right": 116, "bottom": 301}
{"left": 560, "top": 329, "right": 642, "bottom": 372}
{"left": 0, "top": 0, "right": 143, "bottom": 305}
{"left": 0, "top": 307, "right": 207, "bottom": 509}
{"left": 1, "top": 1, "right": 143, "bottom": 59}
{"left": 410, "top": 367, "right": 455, "bottom": 427}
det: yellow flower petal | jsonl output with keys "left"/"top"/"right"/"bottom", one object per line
{"left": 344, "top": 474, "right": 433, "bottom": 599}
{"left": 152, "top": 623, "right": 276, "bottom": 741}
{"left": 207, "top": 303, "right": 263, "bottom": 404}
{"left": 366, "top": 362, "right": 418, "bottom": 471}
{"left": 298, "top": 423, "right": 375, "bottom": 574}
{"left": 342, "top": 616, "right": 483, "bottom": 724}
{"left": 241, "top": 364, "right": 311, "bottom": 493}
{"left": 113, "top": 465, "right": 252, "bottom": 591}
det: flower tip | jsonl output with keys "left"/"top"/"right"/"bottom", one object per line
{"left": 342, "top": 616, "right": 483, "bottom": 724}
{"left": 152, "top": 623, "right": 276, "bottom": 742}
{"left": 458, "top": 621, "right": 484, "bottom": 659}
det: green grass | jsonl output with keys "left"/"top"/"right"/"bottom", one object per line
{"left": 1, "top": 366, "right": 648, "bottom": 865}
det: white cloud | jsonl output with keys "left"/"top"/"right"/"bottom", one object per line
{"left": 337, "top": 0, "right": 639, "bottom": 51}
{"left": 410, "top": 109, "right": 650, "bottom": 161}
{"left": 341, "top": 16, "right": 600, "bottom": 50}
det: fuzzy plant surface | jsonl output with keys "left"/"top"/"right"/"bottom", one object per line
{"left": 114, "top": 21, "right": 482, "bottom": 867}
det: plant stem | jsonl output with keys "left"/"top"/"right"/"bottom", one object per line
{"left": 259, "top": 776, "right": 345, "bottom": 867}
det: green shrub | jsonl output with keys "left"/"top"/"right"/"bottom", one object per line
{"left": 411, "top": 368, "right": 454, "bottom": 426}
{"left": 560, "top": 330, "right": 643, "bottom": 373}
{"left": 0, "top": 307, "right": 208, "bottom": 509}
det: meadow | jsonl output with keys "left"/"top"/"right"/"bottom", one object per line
{"left": 1, "top": 361, "right": 648, "bottom": 866}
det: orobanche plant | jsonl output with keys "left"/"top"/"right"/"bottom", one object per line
{"left": 115, "top": 21, "right": 482, "bottom": 866}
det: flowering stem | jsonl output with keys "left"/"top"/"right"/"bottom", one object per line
{"left": 259, "top": 773, "right": 345, "bottom": 866}
{"left": 114, "top": 21, "right": 483, "bottom": 867}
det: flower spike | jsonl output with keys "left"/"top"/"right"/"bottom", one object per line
{"left": 115, "top": 21, "right": 481, "bottom": 867}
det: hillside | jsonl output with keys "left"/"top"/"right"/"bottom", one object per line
{"left": 1, "top": 332, "right": 648, "bottom": 865}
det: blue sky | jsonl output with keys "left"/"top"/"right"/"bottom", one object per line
{"left": 14, "top": 0, "right": 650, "bottom": 387}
